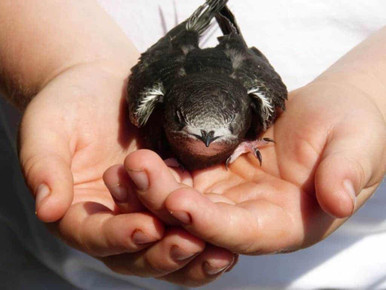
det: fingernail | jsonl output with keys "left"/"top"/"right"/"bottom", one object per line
{"left": 203, "top": 261, "right": 229, "bottom": 275}
{"left": 110, "top": 185, "right": 128, "bottom": 202}
{"left": 132, "top": 230, "right": 157, "bottom": 245}
{"left": 225, "top": 254, "right": 239, "bottom": 272}
{"left": 343, "top": 179, "right": 357, "bottom": 212}
{"left": 169, "top": 210, "right": 191, "bottom": 224}
{"left": 170, "top": 245, "right": 198, "bottom": 261}
{"left": 35, "top": 184, "right": 50, "bottom": 211}
{"left": 127, "top": 170, "right": 148, "bottom": 191}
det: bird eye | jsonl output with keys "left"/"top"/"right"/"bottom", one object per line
{"left": 229, "top": 124, "right": 234, "bottom": 134}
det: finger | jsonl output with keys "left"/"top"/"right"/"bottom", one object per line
{"left": 123, "top": 149, "right": 188, "bottom": 224}
{"left": 315, "top": 119, "right": 386, "bottom": 218}
{"left": 165, "top": 187, "right": 303, "bottom": 254}
{"left": 103, "top": 164, "right": 145, "bottom": 213}
{"left": 58, "top": 202, "right": 164, "bottom": 257}
{"left": 162, "top": 245, "right": 236, "bottom": 287}
{"left": 19, "top": 104, "right": 73, "bottom": 222}
{"left": 104, "top": 162, "right": 234, "bottom": 215}
{"left": 101, "top": 228, "right": 205, "bottom": 278}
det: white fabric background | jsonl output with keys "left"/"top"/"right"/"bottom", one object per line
{"left": 0, "top": 1, "right": 385, "bottom": 289}
{"left": 98, "top": 0, "right": 386, "bottom": 91}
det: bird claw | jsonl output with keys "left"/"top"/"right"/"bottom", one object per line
{"left": 225, "top": 137, "right": 275, "bottom": 168}
{"left": 225, "top": 156, "right": 231, "bottom": 170}
{"left": 253, "top": 148, "right": 263, "bottom": 166}
{"left": 262, "top": 137, "right": 275, "bottom": 144}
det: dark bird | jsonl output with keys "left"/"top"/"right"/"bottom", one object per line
{"left": 127, "top": 0, "right": 287, "bottom": 170}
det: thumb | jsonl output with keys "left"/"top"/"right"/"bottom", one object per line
{"left": 19, "top": 103, "right": 74, "bottom": 222}
{"left": 315, "top": 122, "right": 385, "bottom": 218}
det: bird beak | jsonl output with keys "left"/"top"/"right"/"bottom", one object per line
{"left": 200, "top": 130, "right": 216, "bottom": 147}
{"left": 204, "top": 135, "right": 213, "bottom": 147}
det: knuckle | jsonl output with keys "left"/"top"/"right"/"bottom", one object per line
{"left": 341, "top": 155, "right": 367, "bottom": 190}
{"left": 19, "top": 154, "right": 43, "bottom": 190}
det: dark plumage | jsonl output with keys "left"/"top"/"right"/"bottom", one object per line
{"left": 127, "top": 0, "right": 287, "bottom": 170}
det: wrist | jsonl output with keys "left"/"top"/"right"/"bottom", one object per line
{"left": 6, "top": 49, "right": 139, "bottom": 111}
{"left": 313, "top": 70, "right": 386, "bottom": 120}
{"left": 0, "top": 0, "right": 139, "bottom": 111}
{"left": 313, "top": 26, "right": 386, "bottom": 119}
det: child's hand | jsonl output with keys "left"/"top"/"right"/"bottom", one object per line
{"left": 105, "top": 79, "right": 385, "bottom": 255}
{"left": 18, "top": 62, "right": 234, "bottom": 286}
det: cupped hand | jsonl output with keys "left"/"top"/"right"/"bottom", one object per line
{"left": 18, "top": 62, "right": 235, "bottom": 286}
{"left": 105, "top": 80, "right": 385, "bottom": 256}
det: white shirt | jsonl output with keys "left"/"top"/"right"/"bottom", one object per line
{"left": 1, "top": 1, "right": 385, "bottom": 289}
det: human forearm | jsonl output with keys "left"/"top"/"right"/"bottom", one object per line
{"left": 0, "top": 0, "right": 137, "bottom": 109}
{"left": 315, "top": 26, "right": 386, "bottom": 118}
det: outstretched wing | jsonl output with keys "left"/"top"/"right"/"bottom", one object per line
{"left": 215, "top": 5, "right": 287, "bottom": 131}
{"left": 128, "top": 0, "right": 229, "bottom": 127}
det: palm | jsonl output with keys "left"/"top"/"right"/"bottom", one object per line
{"left": 53, "top": 68, "right": 140, "bottom": 209}
{"left": 69, "top": 96, "right": 138, "bottom": 209}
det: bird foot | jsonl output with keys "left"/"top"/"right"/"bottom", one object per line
{"left": 225, "top": 138, "right": 275, "bottom": 168}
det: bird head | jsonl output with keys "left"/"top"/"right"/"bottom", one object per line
{"left": 164, "top": 74, "right": 251, "bottom": 151}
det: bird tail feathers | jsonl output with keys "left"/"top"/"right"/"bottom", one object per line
{"left": 186, "top": 0, "right": 228, "bottom": 35}
{"left": 215, "top": 5, "right": 241, "bottom": 35}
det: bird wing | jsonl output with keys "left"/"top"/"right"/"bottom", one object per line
{"left": 215, "top": 6, "right": 287, "bottom": 131}
{"left": 128, "top": 0, "right": 229, "bottom": 127}
{"left": 127, "top": 26, "right": 190, "bottom": 127}
{"left": 233, "top": 43, "right": 287, "bottom": 130}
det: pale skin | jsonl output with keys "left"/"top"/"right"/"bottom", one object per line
{"left": 0, "top": 0, "right": 385, "bottom": 287}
